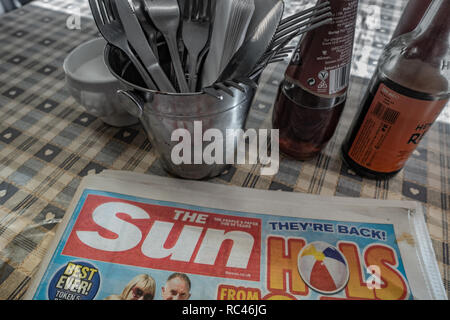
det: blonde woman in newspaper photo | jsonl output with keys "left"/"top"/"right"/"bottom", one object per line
{"left": 161, "top": 273, "right": 191, "bottom": 300}
{"left": 105, "top": 274, "right": 156, "bottom": 300}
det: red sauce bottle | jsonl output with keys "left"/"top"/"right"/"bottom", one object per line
{"left": 341, "top": 0, "right": 450, "bottom": 179}
{"left": 273, "top": 0, "right": 359, "bottom": 160}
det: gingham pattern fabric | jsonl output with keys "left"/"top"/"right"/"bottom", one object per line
{"left": 0, "top": 0, "right": 448, "bottom": 299}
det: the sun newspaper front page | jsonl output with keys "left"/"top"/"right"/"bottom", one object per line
{"left": 24, "top": 170, "right": 447, "bottom": 300}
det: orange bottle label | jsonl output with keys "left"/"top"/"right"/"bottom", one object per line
{"left": 348, "top": 83, "right": 448, "bottom": 173}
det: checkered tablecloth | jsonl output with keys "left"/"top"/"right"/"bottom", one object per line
{"left": 0, "top": 0, "right": 448, "bottom": 299}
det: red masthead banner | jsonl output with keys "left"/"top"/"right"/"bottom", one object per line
{"left": 62, "top": 195, "right": 262, "bottom": 281}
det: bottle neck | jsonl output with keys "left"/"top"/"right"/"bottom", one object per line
{"left": 401, "top": 0, "right": 450, "bottom": 64}
{"left": 380, "top": 0, "right": 450, "bottom": 96}
{"left": 415, "top": 0, "right": 450, "bottom": 43}
{"left": 391, "top": 0, "right": 433, "bottom": 39}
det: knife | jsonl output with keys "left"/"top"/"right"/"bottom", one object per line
{"left": 114, "top": 0, "right": 175, "bottom": 93}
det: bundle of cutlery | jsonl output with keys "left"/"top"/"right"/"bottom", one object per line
{"left": 200, "top": 0, "right": 255, "bottom": 88}
{"left": 88, "top": 0, "right": 332, "bottom": 97}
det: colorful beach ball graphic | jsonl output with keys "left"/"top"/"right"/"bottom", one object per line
{"left": 297, "top": 242, "right": 349, "bottom": 295}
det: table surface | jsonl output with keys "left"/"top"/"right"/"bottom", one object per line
{"left": 0, "top": 0, "right": 448, "bottom": 300}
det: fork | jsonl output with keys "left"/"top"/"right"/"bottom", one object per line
{"left": 250, "top": 14, "right": 333, "bottom": 81}
{"left": 144, "top": 0, "right": 189, "bottom": 93}
{"left": 88, "top": 0, "right": 157, "bottom": 90}
{"left": 207, "top": 7, "right": 333, "bottom": 99}
{"left": 217, "top": 3, "right": 332, "bottom": 83}
{"left": 269, "top": 8, "right": 332, "bottom": 49}
{"left": 182, "top": 0, "right": 211, "bottom": 92}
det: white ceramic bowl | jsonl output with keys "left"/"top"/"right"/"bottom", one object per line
{"left": 63, "top": 38, "right": 139, "bottom": 127}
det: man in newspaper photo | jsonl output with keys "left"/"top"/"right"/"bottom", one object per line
{"left": 161, "top": 273, "right": 191, "bottom": 300}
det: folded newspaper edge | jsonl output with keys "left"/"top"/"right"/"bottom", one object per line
{"left": 24, "top": 170, "right": 447, "bottom": 300}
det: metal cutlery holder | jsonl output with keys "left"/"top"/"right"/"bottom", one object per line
{"left": 105, "top": 44, "right": 255, "bottom": 180}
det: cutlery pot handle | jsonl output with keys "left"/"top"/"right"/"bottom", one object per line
{"left": 117, "top": 90, "right": 145, "bottom": 118}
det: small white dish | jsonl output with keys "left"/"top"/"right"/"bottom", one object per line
{"left": 64, "top": 38, "right": 139, "bottom": 127}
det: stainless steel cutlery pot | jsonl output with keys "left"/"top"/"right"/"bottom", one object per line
{"left": 86, "top": 0, "right": 333, "bottom": 179}
{"left": 105, "top": 44, "right": 255, "bottom": 180}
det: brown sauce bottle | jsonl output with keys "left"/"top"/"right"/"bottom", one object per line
{"left": 272, "top": 0, "right": 359, "bottom": 160}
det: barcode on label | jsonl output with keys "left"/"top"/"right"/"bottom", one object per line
{"left": 372, "top": 103, "right": 400, "bottom": 125}
{"left": 329, "top": 64, "right": 350, "bottom": 94}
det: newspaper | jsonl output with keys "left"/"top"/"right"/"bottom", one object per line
{"left": 24, "top": 170, "right": 447, "bottom": 300}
